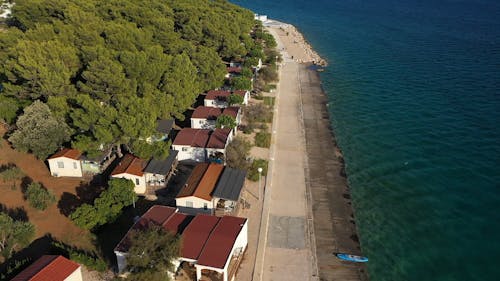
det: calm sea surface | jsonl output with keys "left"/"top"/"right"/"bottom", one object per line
{"left": 232, "top": 0, "right": 500, "bottom": 280}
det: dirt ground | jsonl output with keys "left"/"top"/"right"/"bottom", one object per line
{"left": 0, "top": 126, "right": 95, "bottom": 250}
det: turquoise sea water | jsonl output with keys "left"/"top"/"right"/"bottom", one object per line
{"left": 232, "top": 1, "right": 500, "bottom": 280}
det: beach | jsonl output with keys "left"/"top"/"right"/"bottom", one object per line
{"left": 248, "top": 20, "right": 367, "bottom": 280}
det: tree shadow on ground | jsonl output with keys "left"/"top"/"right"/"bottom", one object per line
{"left": 0, "top": 204, "right": 28, "bottom": 222}
{"left": 57, "top": 182, "right": 105, "bottom": 217}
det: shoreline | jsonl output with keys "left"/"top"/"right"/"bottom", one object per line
{"left": 258, "top": 20, "right": 368, "bottom": 280}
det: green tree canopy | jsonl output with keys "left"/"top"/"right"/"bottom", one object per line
{"left": 0, "top": 212, "right": 35, "bottom": 260}
{"left": 8, "top": 100, "right": 72, "bottom": 159}
{"left": 127, "top": 224, "right": 180, "bottom": 280}
{"left": 216, "top": 114, "right": 237, "bottom": 129}
{"left": 25, "top": 182, "right": 56, "bottom": 210}
{"left": 227, "top": 93, "right": 245, "bottom": 106}
{"left": 0, "top": 0, "right": 256, "bottom": 159}
{"left": 226, "top": 136, "right": 251, "bottom": 170}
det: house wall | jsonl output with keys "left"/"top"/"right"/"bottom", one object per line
{"left": 48, "top": 157, "right": 83, "bottom": 177}
{"left": 204, "top": 99, "right": 227, "bottom": 108}
{"left": 111, "top": 173, "right": 146, "bottom": 194}
{"left": 64, "top": 266, "right": 83, "bottom": 281}
{"left": 221, "top": 220, "right": 248, "bottom": 274}
{"left": 172, "top": 145, "right": 206, "bottom": 162}
{"left": 115, "top": 251, "right": 128, "bottom": 274}
{"left": 191, "top": 118, "right": 216, "bottom": 129}
{"left": 176, "top": 196, "right": 214, "bottom": 214}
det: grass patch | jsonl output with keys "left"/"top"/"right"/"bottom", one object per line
{"left": 255, "top": 132, "right": 271, "bottom": 148}
{"left": 247, "top": 159, "right": 269, "bottom": 182}
{"left": 263, "top": 96, "right": 275, "bottom": 107}
{"left": 263, "top": 84, "right": 276, "bottom": 92}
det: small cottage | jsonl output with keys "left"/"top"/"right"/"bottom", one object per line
{"left": 11, "top": 255, "right": 82, "bottom": 281}
{"left": 47, "top": 149, "right": 83, "bottom": 177}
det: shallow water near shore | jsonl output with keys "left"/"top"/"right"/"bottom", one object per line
{"left": 233, "top": 0, "right": 500, "bottom": 280}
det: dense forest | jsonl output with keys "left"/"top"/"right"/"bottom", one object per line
{"left": 0, "top": 0, "right": 261, "bottom": 159}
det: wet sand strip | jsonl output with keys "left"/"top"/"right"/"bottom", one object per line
{"left": 299, "top": 63, "right": 369, "bottom": 281}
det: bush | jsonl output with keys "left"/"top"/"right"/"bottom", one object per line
{"left": 245, "top": 104, "right": 272, "bottom": 124}
{"left": 255, "top": 132, "right": 271, "bottom": 148}
{"left": 263, "top": 84, "right": 276, "bottom": 92}
{"left": 25, "top": 182, "right": 56, "bottom": 210}
{"left": 52, "top": 242, "right": 107, "bottom": 272}
{"left": 263, "top": 96, "right": 275, "bottom": 107}
{"left": 226, "top": 137, "right": 252, "bottom": 170}
{"left": 247, "top": 159, "right": 268, "bottom": 181}
{"left": 259, "top": 66, "right": 278, "bottom": 83}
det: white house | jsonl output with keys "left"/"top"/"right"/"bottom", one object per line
{"left": 175, "top": 163, "right": 224, "bottom": 214}
{"left": 47, "top": 148, "right": 83, "bottom": 177}
{"left": 206, "top": 128, "right": 233, "bottom": 163}
{"left": 114, "top": 205, "right": 248, "bottom": 281}
{"left": 110, "top": 154, "right": 147, "bottom": 194}
{"left": 172, "top": 128, "right": 211, "bottom": 162}
{"left": 191, "top": 106, "right": 222, "bottom": 129}
{"left": 11, "top": 255, "right": 83, "bottom": 281}
{"left": 204, "top": 90, "right": 250, "bottom": 108}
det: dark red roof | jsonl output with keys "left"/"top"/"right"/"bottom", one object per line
{"left": 173, "top": 128, "right": 211, "bottom": 147}
{"left": 197, "top": 216, "right": 247, "bottom": 269}
{"left": 177, "top": 163, "right": 210, "bottom": 198}
{"left": 227, "top": 66, "right": 242, "bottom": 73}
{"left": 192, "top": 106, "right": 223, "bottom": 119}
{"left": 162, "top": 212, "right": 193, "bottom": 234}
{"left": 111, "top": 154, "right": 146, "bottom": 176}
{"left": 11, "top": 255, "right": 80, "bottom": 281}
{"left": 207, "top": 128, "right": 232, "bottom": 149}
{"left": 222, "top": 107, "right": 240, "bottom": 119}
{"left": 205, "top": 90, "right": 231, "bottom": 100}
{"left": 48, "top": 148, "right": 82, "bottom": 160}
{"left": 181, "top": 214, "right": 220, "bottom": 260}
{"left": 114, "top": 206, "right": 177, "bottom": 252}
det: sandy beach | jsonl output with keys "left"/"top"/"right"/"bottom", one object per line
{"left": 247, "top": 20, "right": 368, "bottom": 280}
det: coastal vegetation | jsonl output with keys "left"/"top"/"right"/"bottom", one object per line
{"left": 0, "top": 0, "right": 256, "bottom": 160}
{"left": 24, "top": 182, "right": 56, "bottom": 211}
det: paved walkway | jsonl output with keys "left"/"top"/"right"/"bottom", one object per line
{"left": 252, "top": 59, "right": 317, "bottom": 281}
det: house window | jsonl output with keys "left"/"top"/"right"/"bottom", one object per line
{"left": 186, "top": 201, "right": 193, "bottom": 208}
{"left": 203, "top": 203, "right": 208, "bottom": 210}
{"left": 73, "top": 162, "right": 78, "bottom": 169}
{"left": 57, "top": 161, "right": 64, "bottom": 168}
{"left": 135, "top": 178, "right": 140, "bottom": 186}
{"left": 182, "top": 147, "right": 188, "bottom": 152}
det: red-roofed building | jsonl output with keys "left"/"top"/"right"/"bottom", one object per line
{"left": 172, "top": 129, "right": 211, "bottom": 162}
{"left": 191, "top": 106, "right": 241, "bottom": 136}
{"left": 204, "top": 90, "right": 249, "bottom": 108}
{"left": 206, "top": 128, "right": 233, "bottom": 162}
{"left": 110, "top": 154, "right": 148, "bottom": 194}
{"left": 47, "top": 149, "right": 83, "bottom": 177}
{"left": 11, "top": 255, "right": 82, "bottom": 281}
{"left": 114, "top": 205, "right": 248, "bottom": 281}
{"left": 176, "top": 163, "right": 225, "bottom": 214}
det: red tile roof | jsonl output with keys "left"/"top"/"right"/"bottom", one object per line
{"left": 162, "top": 212, "right": 193, "bottom": 234}
{"left": 181, "top": 214, "right": 220, "bottom": 260}
{"left": 227, "top": 66, "right": 242, "bottom": 73}
{"left": 173, "top": 128, "right": 211, "bottom": 147}
{"left": 114, "top": 206, "right": 177, "bottom": 252}
{"left": 193, "top": 163, "right": 224, "bottom": 201}
{"left": 205, "top": 90, "right": 230, "bottom": 101}
{"left": 197, "top": 216, "right": 247, "bottom": 269}
{"left": 222, "top": 107, "right": 240, "bottom": 119}
{"left": 205, "top": 90, "right": 247, "bottom": 101}
{"left": 12, "top": 255, "right": 80, "bottom": 281}
{"left": 111, "top": 154, "right": 146, "bottom": 176}
{"left": 177, "top": 163, "right": 209, "bottom": 198}
{"left": 207, "top": 128, "right": 232, "bottom": 149}
{"left": 48, "top": 148, "right": 82, "bottom": 160}
{"left": 192, "top": 106, "right": 222, "bottom": 119}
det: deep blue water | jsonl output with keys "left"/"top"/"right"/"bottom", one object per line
{"left": 232, "top": 1, "right": 500, "bottom": 280}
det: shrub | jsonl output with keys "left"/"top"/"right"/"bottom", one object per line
{"left": 247, "top": 159, "right": 268, "bottom": 181}
{"left": 255, "top": 132, "right": 271, "bottom": 148}
{"left": 226, "top": 137, "right": 252, "bottom": 170}
{"left": 52, "top": 242, "right": 107, "bottom": 272}
{"left": 245, "top": 104, "right": 272, "bottom": 124}
{"left": 25, "top": 182, "right": 56, "bottom": 210}
{"left": 263, "top": 96, "right": 275, "bottom": 107}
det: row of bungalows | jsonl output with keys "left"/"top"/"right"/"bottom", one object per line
{"left": 110, "top": 151, "right": 178, "bottom": 195}
{"left": 115, "top": 205, "right": 248, "bottom": 281}
{"left": 175, "top": 163, "right": 246, "bottom": 215}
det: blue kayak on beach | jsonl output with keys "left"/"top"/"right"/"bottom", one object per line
{"left": 335, "top": 253, "right": 369, "bottom": 263}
